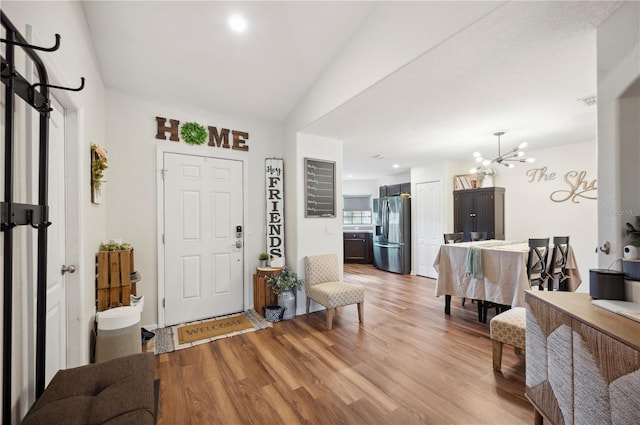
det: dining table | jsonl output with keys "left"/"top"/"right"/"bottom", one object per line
{"left": 433, "top": 240, "right": 582, "bottom": 322}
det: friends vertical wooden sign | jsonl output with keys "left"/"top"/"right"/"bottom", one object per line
{"left": 265, "top": 158, "right": 285, "bottom": 261}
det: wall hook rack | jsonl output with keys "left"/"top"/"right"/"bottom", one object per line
{"left": 29, "top": 77, "right": 85, "bottom": 111}
{"left": 0, "top": 33, "right": 61, "bottom": 52}
{"left": 26, "top": 209, "right": 52, "bottom": 230}
{"left": 1, "top": 11, "right": 78, "bottom": 424}
{"left": 31, "top": 76, "right": 85, "bottom": 93}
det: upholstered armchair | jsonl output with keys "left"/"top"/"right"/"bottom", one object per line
{"left": 304, "top": 254, "right": 364, "bottom": 330}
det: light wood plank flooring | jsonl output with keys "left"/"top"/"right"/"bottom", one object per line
{"left": 155, "top": 263, "right": 532, "bottom": 424}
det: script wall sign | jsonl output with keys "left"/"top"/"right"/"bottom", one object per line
{"left": 155, "top": 116, "right": 249, "bottom": 151}
{"left": 526, "top": 166, "right": 597, "bottom": 203}
{"left": 265, "top": 158, "right": 285, "bottom": 259}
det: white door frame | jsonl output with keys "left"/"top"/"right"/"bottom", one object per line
{"left": 415, "top": 180, "right": 443, "bottom": 279}
{"left": 24, "top": 24, "right": 83, "bottom": 370}
{"left": 156, "top": 145, "right": 250, "bottom": 328}
{"left": 62, "top": 108, "right": 82, "bottom": 367}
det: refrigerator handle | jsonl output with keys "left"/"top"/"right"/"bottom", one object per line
{"left": 384, "top": 201, "right": 390, "bottom": 239}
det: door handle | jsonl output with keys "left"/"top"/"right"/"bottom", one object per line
{"left": 235, "top": 240, "right": 243, "bottom": 248}
{"left": 61, "top": 265, "right": 76, "bottom": 275}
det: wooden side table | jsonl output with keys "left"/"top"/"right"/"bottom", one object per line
{"left": 253, "top": 267, "right": 283, "bottom": 317}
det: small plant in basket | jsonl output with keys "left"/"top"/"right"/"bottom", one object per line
{"left": 267, "top": 268, "right": 304, "bottom": 295}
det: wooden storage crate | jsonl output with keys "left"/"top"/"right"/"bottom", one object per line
{"left": 96, "top": 249, "right": 135, "bottom": 312}
{"left": 253, "top": 266, "right": 283, "bottom": 317}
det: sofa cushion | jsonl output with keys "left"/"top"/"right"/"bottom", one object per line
{"left": 22, "top": 352, "right": 155, "bottom": 425}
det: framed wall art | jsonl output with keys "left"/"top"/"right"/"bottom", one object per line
{"left": 304, "top": 158, "right": 335, "bottom": 218}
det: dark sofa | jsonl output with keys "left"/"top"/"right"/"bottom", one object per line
{"left": 21, "top": 352, "right": 156, "bottom": 425}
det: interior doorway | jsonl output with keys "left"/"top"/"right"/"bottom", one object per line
{"left": 161, "top": 152, "right": 245, "bottom": 326}
{"left": 416, "top": 181, "right": 442, "bottom": 279}
{"left": 43, "top": 96, "right": 68, "bottom": 385}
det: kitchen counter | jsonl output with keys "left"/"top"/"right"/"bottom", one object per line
{"left": 343, "top": 231, "right": 373, "bottom": 263}
{"left": 343, "top": 225, "right": 374, "bottom": 233}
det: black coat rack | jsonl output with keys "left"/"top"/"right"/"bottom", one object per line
{"left": 1, "top": 12, "right": 85, "bottom": 424}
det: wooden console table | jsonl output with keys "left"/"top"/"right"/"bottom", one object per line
{"left": 253, "top": 267, "right": 283, "bottom": 317}
{"left": 525, "top": 291, "right": 640, "bottom": 425}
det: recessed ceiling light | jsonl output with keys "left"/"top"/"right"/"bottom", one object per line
{"left": 228, "top": 14, "right": 247, "bottom": 33}
{"left": 393, "top": 164, "right": 399, "bottom": 168}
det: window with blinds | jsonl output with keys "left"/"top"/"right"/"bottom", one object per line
{"left": 343, "top": 195, "right": 372, "bottom": 225}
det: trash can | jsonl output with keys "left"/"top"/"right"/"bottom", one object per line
{"left": 95, "top": 306, "right": 142, "bottom": 362}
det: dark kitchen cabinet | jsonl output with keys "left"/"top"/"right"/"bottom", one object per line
{"left": 379, "top": 182, "right": 411, "bottom": 198}
{"left": 453, "top": 187, "right": 505, "bottom": 241}
{"left": 387, "top": 184, "right": 402, "bottom": 196}
{"left": 343, "top": 232, "right": 373, "bottom": 263}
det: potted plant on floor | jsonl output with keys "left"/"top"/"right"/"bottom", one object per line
{"left": 267, "top": 268, "right": 304, "bottom": 321}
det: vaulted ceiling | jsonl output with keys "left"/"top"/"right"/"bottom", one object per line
{"left": 83, "top": 1, "right": 622, "bottom": 179}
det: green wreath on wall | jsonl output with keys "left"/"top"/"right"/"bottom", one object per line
{"left": 180, "top": 122, "right": 207, "bottom": 145}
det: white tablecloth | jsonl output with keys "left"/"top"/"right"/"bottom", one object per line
{"left": 433, "top": 241, "right": 581, "bottom": 308}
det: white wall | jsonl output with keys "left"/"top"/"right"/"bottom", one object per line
{"left": 105, "top": 89, "right": 282, "bottom": 328}
{"left": 343, "top": 179, "right": 379, "bottom": 197}
{"left": 2, "top": 1, "right": 107, "bottom": 422}
{"left": 495, "top": 141, "right": 598, "bottom": 287}
{"left": 596, "top": 1, "right": 640, "bottom": 267}
{"left": 293, "top": 133, "right": 343, "bottom": 314}
{"left": 379, "top": 172, "right": 411, "bottom": 187}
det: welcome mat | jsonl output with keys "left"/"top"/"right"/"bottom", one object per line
{"left": 178, "top": 314, "right": 253, "bottom": 344}
{"left": 151, "top": 310, "right": 271, "bottom": 355}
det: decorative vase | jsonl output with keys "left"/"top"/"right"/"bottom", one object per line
{"left": 278, "top": 288, "right": 296, "bottom": 320}
{"left": 259, "top": 259, "right": 267, "bottom": 268}
{"left": 481, "top": 175, "right": 494, "bottom": 188}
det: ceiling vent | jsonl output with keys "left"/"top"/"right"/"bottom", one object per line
{"left": 578, "top": 95, "right": 597, "bottom": 106}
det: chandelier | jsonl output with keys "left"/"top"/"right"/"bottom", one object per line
{"left": 470, "top": 131, "right": 535, "bottom": 172}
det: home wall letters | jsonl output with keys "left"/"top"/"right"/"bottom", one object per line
{"left": 155, "top": 116, "right": 249, "bottom": 151}
{"left": 526, "top": 166, "right": 597, "bottom": 203}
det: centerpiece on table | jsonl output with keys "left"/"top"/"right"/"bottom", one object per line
{"left": 267, "top": 268, "right": 304, "bottom": 321}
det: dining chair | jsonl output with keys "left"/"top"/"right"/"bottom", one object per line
{"left": 443, "top": 232, "right": 464, "bottom": 244}
{"left": 527, "top": 238, "right": 551, "bottom": 290}
{"left": 489, "top": 238, "right": 551, "bottom": 371}
{"left": 548, "top": 236, "right": 570, "bottom": 291}
{"left": 304, "top": 253, "right": 364, "bottom": 330}
{"left": 470, "top": 231, "right": 487, "bottom": 241}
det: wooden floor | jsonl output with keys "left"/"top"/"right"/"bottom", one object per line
{"left": 155, "top": 264, "right": 533, "bottom": 425}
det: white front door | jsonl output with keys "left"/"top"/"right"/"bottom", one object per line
{"left": 44, "top": 97, "right": 67, "bottom": 384}
{"left": 163, "top": 153, "right": 244, "bottom": 326}
{"left": 416, "top": 181, "right": 442, "bottom": 279}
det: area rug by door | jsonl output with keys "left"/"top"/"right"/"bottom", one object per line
{"left": 151, "top": 310, "right": 271, "bottom": 355}
{"left": 178, "top": 314, "right": 253, "bottom": 344}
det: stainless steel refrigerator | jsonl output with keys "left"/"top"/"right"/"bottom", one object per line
{"left": 373, "top": 196, "right": 411, "bottom": 274}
